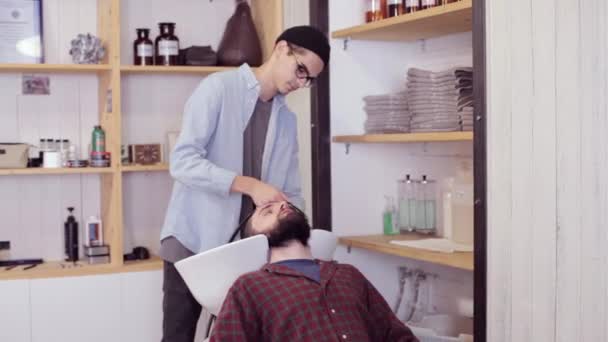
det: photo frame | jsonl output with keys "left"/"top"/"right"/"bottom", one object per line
{"left": 0, "top": 0, "right": 44, "bottom": 63}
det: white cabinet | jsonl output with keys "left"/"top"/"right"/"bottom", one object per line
{"left": 0, "top": 280, "right": 31, "bottom": 342}
{"left": 120, "top": 270, "right": 163, "bottom": 342}
{"left": 30, "top": 274, "right": 121, "bottom": 342}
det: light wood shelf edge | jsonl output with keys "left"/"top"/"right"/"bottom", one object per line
{"left": 332, "top": 0, "right": 472, "bottom": 41}
{"left": 120, "top": 65, "right": 237, "bottom": 74}
{"left": 0, "top": 168, "right": 115, "bottom": 176}
{"left": 120, "top": 164, "right": 170, "bottom": 172}
{"left": 0, "top": 256, "right": 163, "bottom": 281}
{"left": 0, "top": 63, "right": 111, "bottom": 73}
{"left": 332, "top": 132, "right": 473, "bottom": 143}
{"left": 339, "top": 234, "right": 474, "bottom": 271}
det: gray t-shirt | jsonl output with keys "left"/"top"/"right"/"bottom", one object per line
{"left": 160, "top": 98, "right": 273, "bottom": 263}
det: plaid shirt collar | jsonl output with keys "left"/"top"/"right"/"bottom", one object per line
{"left": 262, "top": 259, "right": 339, "bottom": 286}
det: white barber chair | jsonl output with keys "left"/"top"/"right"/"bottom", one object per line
{"left": 174, "top": 229, "right": 338, "bottom": 340}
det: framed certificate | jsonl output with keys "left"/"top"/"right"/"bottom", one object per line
{"left": 0, "top": 0, "right": 43, "bottom": 63}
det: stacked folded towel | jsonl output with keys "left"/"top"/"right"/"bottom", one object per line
{"left": 406, "top": 67, "right": 474, "bottom": 132}
{"left": 362, "top": 92, "right": 411, "bottom": 134}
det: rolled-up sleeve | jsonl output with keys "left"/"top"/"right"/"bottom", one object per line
{"left": 170, "top": 77, "right": 238, "bottom": 196}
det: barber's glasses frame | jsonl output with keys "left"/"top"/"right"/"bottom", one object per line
{"left": 288, "top": 44, "right": 315, "bottom": 88}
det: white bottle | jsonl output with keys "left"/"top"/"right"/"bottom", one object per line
{"left": 85, "top": 216, "right": 103, "bottom": 247}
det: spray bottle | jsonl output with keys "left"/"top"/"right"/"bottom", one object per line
{"left": 64, "top": 207, "right": 79, "bottom": 263}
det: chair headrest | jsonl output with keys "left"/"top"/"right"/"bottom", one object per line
{"left": 174, "top": 229, "right": 338, "bottom": 315}
{"left": 175, "top": 235, "right": 269, "bottom": 315}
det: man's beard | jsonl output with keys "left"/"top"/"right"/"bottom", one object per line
{"left": 266, "top": 206, "right": 311, "bottom": 248}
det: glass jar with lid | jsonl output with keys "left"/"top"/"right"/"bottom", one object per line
{"left": 133, "top": 28, "right": 154, "bottom": 65}
{"left": 155, "top": 22, "right": 180, "bottom": 66}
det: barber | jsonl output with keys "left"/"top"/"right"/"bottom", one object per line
{"left": 159, "top": 26, "right": 331, "bottom": 342}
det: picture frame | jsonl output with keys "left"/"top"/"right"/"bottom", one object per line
{"left": 0, "top": 0, "right": 44, "bottom": 63}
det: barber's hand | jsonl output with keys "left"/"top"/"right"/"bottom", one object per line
{"left": 231, "top": 176, "right": 288, "bottom": 205}
{"left": 249, "top": 179, "right": 288, "bottom": 206}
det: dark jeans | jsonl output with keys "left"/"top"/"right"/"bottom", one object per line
{"left": 162, "top": 261, "right": 202, "bottom": 342}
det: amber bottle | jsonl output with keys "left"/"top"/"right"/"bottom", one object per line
{"left": 133, "top": 28, "right": 153, "bottom": 65}
{"left": 155, "top": 22, "right": 180, "bottom": 66}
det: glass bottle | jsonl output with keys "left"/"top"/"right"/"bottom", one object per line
{"left": 415, "top": 175, "right": 437, "bottom": 234}
{"left": 383, "top": 195, "right": 398, "bottom": 235}
{"left": 398, "top": 174, "right": 418, "bottom": 233}
{"left": 387, "top": 0, "right": 404, "bottom": 17}
{"left": 133, "top": 28, "right": 154, "bottom": 66}
{"left": 155, "top": 22, "right": 180, "bottom": 66}
{"left": 403, "top": 0, "right": 420, "bottom": 13}
{"left": 420, "top": 0, "right": 439, "bottom": 10}
{"left": 366, "top": 0, "right": 380, "bottom": 22}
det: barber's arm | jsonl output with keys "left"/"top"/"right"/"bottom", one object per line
{"left": 170, "top": 77, "right": 237, "bottom": 196}
{"left": 364, "top": 276, "right": 419, "bottom": 342}
{"left": 210, "top": 279, "right": 261, "bottom": 342}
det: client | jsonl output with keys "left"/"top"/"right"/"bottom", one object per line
{"left": 210, "top": 200, "right": 419, "bottom": 342}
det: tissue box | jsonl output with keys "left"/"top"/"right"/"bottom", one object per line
{"left": 0, "top": 143, "right": 29, "bottom": 169}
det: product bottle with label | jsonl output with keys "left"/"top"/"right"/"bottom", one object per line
{"left": 133, "top": 28, "right": 154, "bottom": 65}
{"left": 85, "top": 216, "right": 104, "bottom": 247}
{"left": 420, "top": 0, "right": 439, "bottom": 10}
{"left": 91, "top": 125, "right": 106, "bottom": 153}
{"left": 155, "top": 22, "right": 180, "bottom": 66}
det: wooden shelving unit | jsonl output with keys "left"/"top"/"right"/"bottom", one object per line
{"left": 333, "top": 132, "right": 473, "bottom": 144}
{"left": 339, "top": 234, "right": 473, "bottom": 271}
{"left": 332, "top": 0, "right": 472, "bottom": 42}
{"left": 0, "top": 256, "right": 162, "bottom": 281}
{"left": 0, "top": 63, "right": 111, "bottom": 73}
{"left": 0, "top": 0, "right": 283, "bottom": 280}
{"left": 120, "top": 65, "right": 236, "bottom": 74}
{"left": 121, "top": 164, "right": 169, "bottom": 172}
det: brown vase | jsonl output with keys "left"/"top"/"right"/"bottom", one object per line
{"left": 217, "top": 0, "right": 263, "bottom": 67}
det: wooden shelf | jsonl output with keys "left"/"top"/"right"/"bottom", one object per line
{"left": 332, "top": 0, "right": 472, "bottom": 42}
{"left": 339, "top": 233, "right": 473, "bottom": 271}
{"left": 333, "top": 132, "right": 473, "bottom": 144}
{"left": 0, "top": 167, "right": 115, "bottom": 176}
{"left": 0, "top": 256, "right": 163, "bottom": 281}
{"left": 0, "top": 63, "right": 111, "bottom": 73}
{"left": 121, "top": 164, "right": 169, "bottom": 172}
{"left": 120, "top": 65, "right": 237, "bottom": 74}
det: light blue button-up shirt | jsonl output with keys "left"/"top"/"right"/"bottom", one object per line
{"left": 160, "top": 64, "right": 304, "bottom": 253}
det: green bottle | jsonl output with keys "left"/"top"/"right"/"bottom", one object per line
{"left": 383, "top": 196, "right": 397, "bottom": 235}
{"left": 92, "top": 125, "right": 106, "bottom": 153}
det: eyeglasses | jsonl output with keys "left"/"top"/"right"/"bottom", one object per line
{"left": 288, "top": 44, "right": 315, "bottom": 88}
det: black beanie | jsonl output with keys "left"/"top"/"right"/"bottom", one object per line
{"left": 275, "top": 26, "right": 330, "bottom": 66}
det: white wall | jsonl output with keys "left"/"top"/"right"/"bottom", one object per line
{"left": 329, "top": 0, "right": 474, "bottom": 320}
{"left": 486, "top": 0, "right": 608, "bottom": 341}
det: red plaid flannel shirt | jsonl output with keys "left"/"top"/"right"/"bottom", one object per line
{"left": 210, "top": 260, "right": 418, "bottom": 342}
